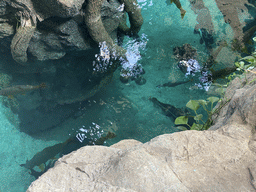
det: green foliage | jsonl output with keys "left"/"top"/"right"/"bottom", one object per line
{"left": 234, "top": 58, "right": 256, "bottom": 84}
{"left": 231, "top": 42, "right": 256, "bottom": 84}
{"left": 209, "top": 83, "right": 227, "bottom": 98}
{"left": 213, "top": 51, "right": 256, "bottom": 96}
{"left": 186, "top": 100, "right": 200, "bottom": 111}
{"left": 175, "top": 116, "right": 188, "bottom": 125}
{"left": 191, "top": 123, "right": 203, "bottom": 130}
{"left": 175, "top": 97, "right": 220, "bottom": 131}
{"left": 214, "top": 39, "right": 256, "bottom": 89}
{"left": 175, "top": 38, "right": 256, "bottom": 132}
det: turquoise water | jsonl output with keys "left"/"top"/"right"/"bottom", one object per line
{"left": 0, "top": 0, "right": 252, "bottom": 191}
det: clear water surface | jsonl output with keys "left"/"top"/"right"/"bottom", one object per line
{"left": 0, "top": 0, "right": 250, "bottom": 191}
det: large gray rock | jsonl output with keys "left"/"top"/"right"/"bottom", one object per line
{"left": 27, "top": 129, "right": 256, "bottom": 192}
{"left": 210, "top": 68, "right": 256, "bottom": 132}
{"left": 31, "top": 0, "right": 85, "bottom": 21}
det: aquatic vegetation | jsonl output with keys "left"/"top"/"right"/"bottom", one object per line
{"left": 174, "top": 97, "right": 220, "bottom": 130}
{"left": 178, "top": 41, "right": 256, "bottom": 131}
{"left": 210, "top": 82, "right": 228, "bottom": 98}
{"left": 234, "top": 55, "right": 256, "bottom": 85}
{"left": 218, "top": 50, "right": 256, "bottom": 88}
{"left": 208, "top": 48, "right": 256, "bottom": 97}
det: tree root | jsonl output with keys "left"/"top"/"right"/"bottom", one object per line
{"left": 118, "top": 0, "right": 143, "bottom": 36}
{"left": 11, "top": 25, "right": 36, "bottom": 64}
{"left": 84, "top": 0, "right": 126, "bottom": 60}
{"left": 84, "top": 0, "right": 143, "bottom": 65}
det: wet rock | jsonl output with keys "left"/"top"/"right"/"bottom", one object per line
{"left": 28, "top": 19, "right": 90, "bottom": 61}
{"left": 173, "top": 43, "right": 197, "bottom": 61}
{"left": 119, "top": 73, "right": 130, "bottom": 83}
{"left": 134, "top": 75, "right": 146, "bottom": 85}
{"left": 178, "top": 59, "right": 201, "bottom": 75}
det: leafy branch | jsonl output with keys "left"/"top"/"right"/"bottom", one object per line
{"left": 174, "top": 97, "right": 220, "bottom": 131}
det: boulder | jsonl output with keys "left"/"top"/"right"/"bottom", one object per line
{"left": 31, "top": 0, "right": 85, "bottom": 21}
{"left": 27, "top": 129, "right": 256, "bottom": 191}
{"left": 209, "top": 68, "right": 256, "bottom": 132}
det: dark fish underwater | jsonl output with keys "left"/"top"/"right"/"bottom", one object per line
{"left": 0, "top": 83, "right": 46, "bottom": 97}
{"left": 157, "top": 79, "right": 193, "bottom": 88}
{"left": 149, "top": 97, "right": 195, "bottom": 129}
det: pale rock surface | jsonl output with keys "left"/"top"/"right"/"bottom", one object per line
{"left": 27, "top": 130, "right": 256, "bottom": 191}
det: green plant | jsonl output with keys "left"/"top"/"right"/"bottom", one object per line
{"left": 174, "top": 97, "right": 220, "bottom": 131}
{"left": 233, "top": 37, "right": 256, "bottom": 84}
{"left": 211, "top": 83, "right": 228, "bottom": 98}
{"left": 235, "top": 59, "right": 256, "bottom": 84}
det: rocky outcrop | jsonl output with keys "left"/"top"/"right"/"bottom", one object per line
{"left": 27, "top": 71, "right": 256, "bottom": 191}
{"left": 210, "top": 69, "right": 256, "bottom": 132}
{"left": 1, "top": 0, "right": 125, "bottom": 62}
{"left": 26, "top": 130, "right": 256, "bottom": 191}
{"left": 0, "top": 0, "right": 144, "bottom": 133}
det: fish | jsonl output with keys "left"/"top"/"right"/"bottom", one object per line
{"left": 149, "top": 97, "right": 194, "bottom": 129}
{"left": 0, "top": 83, "right": 46, "bottom": 97}
{"left": 94, "top": 131, "right": 116, "bottom": 145}
{"left": 149, "top": 97, "right": 186, "bottom": 121}
{"left": 58, "top": 73, "right": 113, "bottom": 104}
{"left": 28, "top": 160, "right": 55, "bottom": 179}
{"left": 157, "top": 79, "right": 193, "bottom": 88}
{"left": 20, "top": 137, "right": 73, "bottom": 170}
{"left": 20, "top": 132, "right": 116, "bottom": 171}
